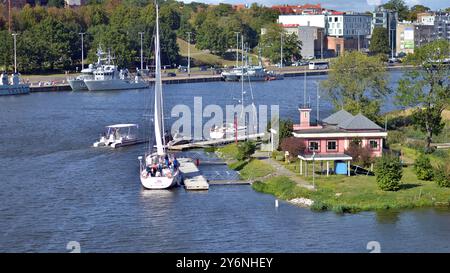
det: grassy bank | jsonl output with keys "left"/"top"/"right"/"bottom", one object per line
{"left": 253, "top": 165, "right": 450, "bottom": 213}
{"left": 218, "top": 143, "right": 450, "bottom": 213}
{"left": 216, "top": 143, "right": 274, "bottom": 180}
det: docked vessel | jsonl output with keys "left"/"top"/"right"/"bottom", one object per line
{"left": 138, "top": 5, "right": 181, "bottom": 190}
{"left": 0, "top": 72, "right": 30, "bottom": 96}
{"left": 221, "top": 65, "right": 268, "bottom": 82}
{"left": 83, "top": 52, "right": 149, "bottom": 91}
{"left": 93, "top": 124, "right": 143, "bottom": 148}
{"left": 68, "top": 47, "right": 105, "bottom": 91}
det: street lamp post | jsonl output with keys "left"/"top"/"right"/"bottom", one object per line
{"left": 79, "top": 32, "right": 85, "bottom": 70}
{"left": 138, "top": 32, "right": 144, "bottom": 70}
{"left": 312, "top": 152, "right": 316, "bottom": 189}
{"left": 234, "top": 32, "right": 240, "bottom": 68}
{"left": 186, "top": 32, "right": 191, "bottom": 77}
{"left": 280, "top": 32, "right": 283, "bottom": 69}
{"left": 12, "top": 33, "right": 17, "bottom": 73}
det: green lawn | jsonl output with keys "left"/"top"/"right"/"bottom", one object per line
{"left": 216, "top": 143, "right": 240, "bottom": 160}
{"left": 253, "top": 166, "right": 450, "bottom": 213}
{"left": 178, "top": 38, "right": 235, "bottom": 67}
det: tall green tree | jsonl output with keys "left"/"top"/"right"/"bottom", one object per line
{"left": 396, "top": 40, "right": 450, "bottom": 152}
{"left": 321, "top": 51, "right": 390, "bottom": 122}
{"left": 259, "top": 24, "right": 302, "bottom": 65}
{"left": 382, "top": 0, "right": 409, "bottom": 21}
{"left": 370, "top": 27, "right": 390, "bottom": 55}
{"left": 408, "top": 5, "right": 430, "bottom": 21}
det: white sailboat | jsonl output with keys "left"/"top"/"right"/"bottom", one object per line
{"left": 210, "top": 36, "right": 257, "bottom": 140}
{"left": 139, "top": 5, "right": 181, "bottom": 190}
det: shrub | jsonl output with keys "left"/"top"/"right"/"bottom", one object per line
{"left": 280, "top": 137, "right": 305, "bottom": 160}
{"left": 387, "top": 130, "right": 406, "bottom": 146}
{"left": 345, "top": 141, "right": 374, "bottom": 167}
{"left": 434, "top": 165, "right": 450, "bottom": 188}
{"left": 413, "top": 154, "right": 434, "bottom": 181}
{"left": 236, "top": 141, "right": 256, "bottom": 161}
{"left": 374, "top": 154, "right": 403, "bottom": 191}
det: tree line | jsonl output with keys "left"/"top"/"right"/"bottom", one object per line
{"left": 0, "top": 0, "right": 288, "bottom": 73}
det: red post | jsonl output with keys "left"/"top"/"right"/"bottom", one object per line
{"left": 196, "top": 158, "right": 200, "bottom": 166}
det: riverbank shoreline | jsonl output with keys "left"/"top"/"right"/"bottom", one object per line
{"left": 27, "top": 65, "right": 412, "bottom": 93}
{"left": 215, "top": 143, "right": 450, "bottom": 214}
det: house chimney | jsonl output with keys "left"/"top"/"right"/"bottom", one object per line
{"left": 298, "top": 107, "right": 312, "bottom": 129}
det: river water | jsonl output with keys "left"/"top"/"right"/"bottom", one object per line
{"left": 0, "top": 71, "right": 449, "bottom": 252}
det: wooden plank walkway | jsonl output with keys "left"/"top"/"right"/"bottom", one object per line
{"left": 168, "top": 133, "right": 266, "bottom": 151}
{"left": 178, "top": 158, "right": 209, "bottom": 190}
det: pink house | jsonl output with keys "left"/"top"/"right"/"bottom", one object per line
{"left": 293, "top": 106, "right": 387, "bottom": 176}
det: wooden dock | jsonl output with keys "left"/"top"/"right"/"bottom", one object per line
{"left": 178, "top": 158, "right": 209, "bottom": 190}
{"left": 168, "top": 133, "right": 266, "bottom": 151}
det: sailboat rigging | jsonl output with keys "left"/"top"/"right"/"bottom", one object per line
{"left": 138, "top": 4, "right": 181, "bottom": 190}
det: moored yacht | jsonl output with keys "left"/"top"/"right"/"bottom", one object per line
{"left": 0, "top": 72, "right": 30, "bottom": 96}
{"left": 84, "top": 52, "right": 149, "bottom": 91}
{"left": 68, "top": 47, "right": 105, "bottom": 91}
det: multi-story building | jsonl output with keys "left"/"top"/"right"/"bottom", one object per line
{"left": 417, "top": 12, "right": 435, "bottom": 25}
{"left": 434, "top": 12, "right": 450, "bottom": 41}
{"left": 396, "top": 22, "right": 434, "bottom": 55}
{"left": 278, "top": 12, "right": 372, "bottom": 57}
{"left": 284, "top": 25, "right": 325, "bottom": 59}
{"left": 372, "top": 7, "right": 398, "bottom": 56}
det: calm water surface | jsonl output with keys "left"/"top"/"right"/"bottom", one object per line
{"left": 1, "top": 72, "right": 449, "bottom": 252}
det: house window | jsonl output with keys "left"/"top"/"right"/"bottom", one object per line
{"left": 309, "top": 141, "right": 320, "bottom": 152}
{"left": 369, "top": 140, "right": 379, "bottom": 150}
{"left": 327, "top": 140, "right": 337, "bottom": 151}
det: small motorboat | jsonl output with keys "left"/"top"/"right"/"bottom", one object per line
{"left": 93, "top": 124, "right": 142, "bottom": 148}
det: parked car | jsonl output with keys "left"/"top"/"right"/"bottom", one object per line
{"left": 178, "top": 65, "right": 188, "bottom": 72}
{"left": 166, "top": 72, "right": 176, "bottom": 77}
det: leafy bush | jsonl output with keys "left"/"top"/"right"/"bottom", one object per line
{"left": 434, "top": 165, "right": 450, "bottom": 188}
{"left": 413, "top": 154, "right": 434, "bottom": 181}
{"left": 345, "top": 141, "right": 374, "bottom": 167}
{"left": 387, "top": 130, "right": 406, "bottom": 145}
{"left": 236, "top": 141, "right": 256, "bottom": 161}
{"left": 374, "top": 155, "right": 403, "bottom": 191}
{"left": 280, "top": 137, "right": 305, "bottom": 160}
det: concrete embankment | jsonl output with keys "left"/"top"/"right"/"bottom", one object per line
{"left": 28, "top": 65, "right": 413, "bottom": 93}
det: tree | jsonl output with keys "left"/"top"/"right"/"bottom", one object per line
{"left": 413, "top": 154, "right": 434, "bottom": 181}
{"left": 374, "top": 154, "right": 403, "bottom": 191}
{"left": 280, "top": 137, "right": 305, "bottom": 160}
{"left": 434, "top": 165, "right": 450, "bottom": 188}
{"left": 196, "top": 18, "right": 228, "bottom": 56}
{"left": 259, "top": 24, "right": 302, "bottom": 65}
{"left": 345, "top": 141, "right": 374, "bottom": 167}
{"left": 237, "top": 141, "right": 256, "bottom": 161}
{"left": 396, "top": 40, "right": 450, "bottom": 152}
{"left": 321, "top": 51, "right": 390, "bottom": 123}
{"left": 382, "top": 0, "right": 409, "bottom": 21}
{"left": 370, "top": 27, "right": 390, "bottom": 55}
{"left": 408, "top": 5, "right": 430, "bottom": 21}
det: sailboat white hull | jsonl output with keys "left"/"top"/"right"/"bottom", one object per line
{"left": 140, "top": 171, "right": 181, "bottom": 190}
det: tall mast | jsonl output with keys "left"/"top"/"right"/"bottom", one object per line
{"left": 79, "top": 33, "right": 85, "bottom": 70}
{"left": 240, "top": 35, "right": 244, "bottom": 120}
{"left": 12, "top": 33, "right": 17, "bottom": 73}
{"left": 235, "top": 32, "right": 240, "bottom": 67}
{"left": 139, "top": 32, "right": 144, "bottom": 70}
{"left": 154, "top": 4, "right": 165, "bottom": 155}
